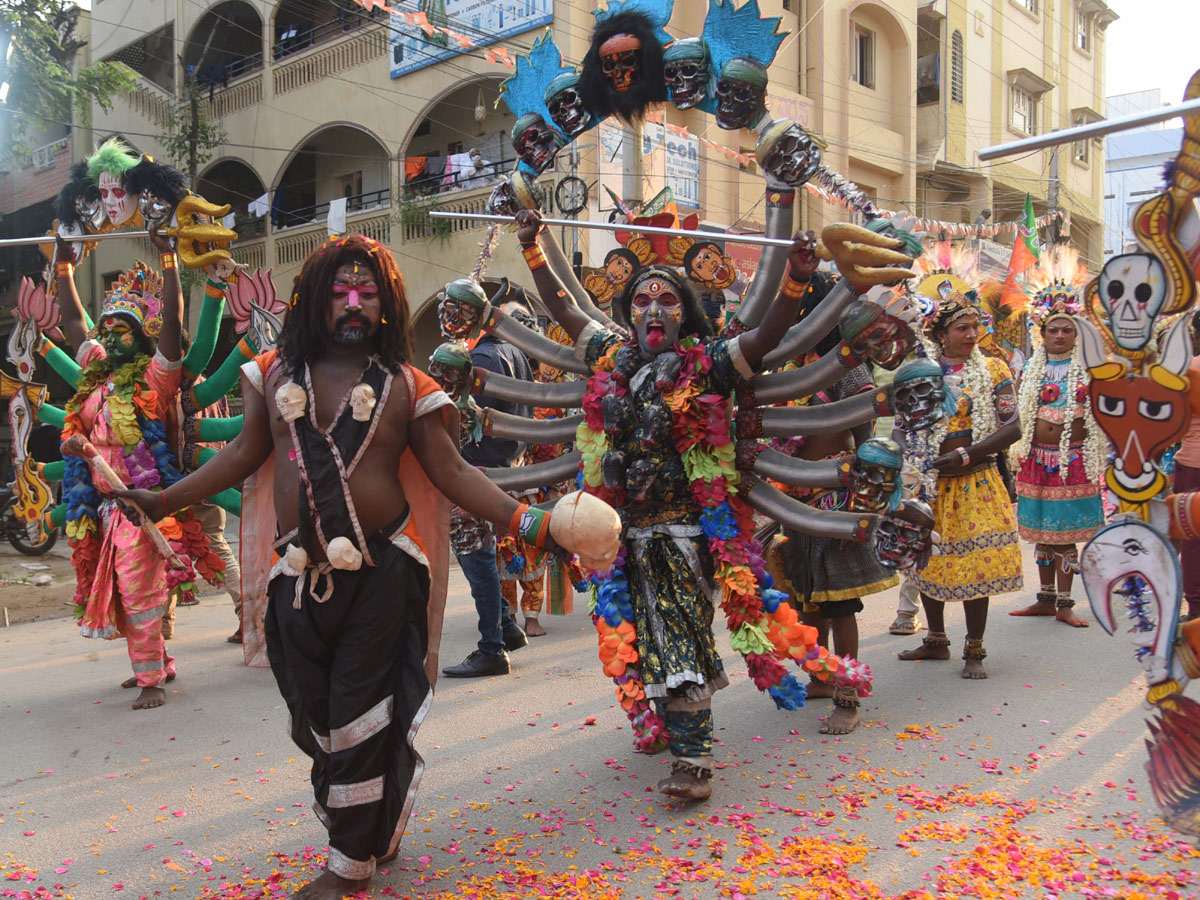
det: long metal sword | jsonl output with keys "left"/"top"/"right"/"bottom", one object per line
{"left": 0, "top": 230, "right": 152, "bottom": 248}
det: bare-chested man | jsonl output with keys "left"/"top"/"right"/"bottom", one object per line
{"left": 117, "top": 234, "right": 610, "bottom": 899}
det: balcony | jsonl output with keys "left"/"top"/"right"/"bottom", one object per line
{"left": 200, "top": 70, "right": 265, "bottom": 119}
{"left": 275, "top": 202, "right": 392, "bottom": 268}
{"left": 272, "top": 23, "right": 388, "bottom": 96}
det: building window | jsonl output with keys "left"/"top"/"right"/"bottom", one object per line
{"left": 1072, "top": 114, "right": 1089, "bottom": 163}
{"left": 950, "top": 30, "right": 964, "bottom": 104}
{"left": 1075, "top": 7, "right": 1090, "bottom": 51}
{"left": 852, "top": 25, "right": 875, "bottom": 89}
{"left": 1015, "top": 0, "right": 1038, "bottom": 13}
{"left": 1010, "top": 85, "right": 1037, "bottom": 135}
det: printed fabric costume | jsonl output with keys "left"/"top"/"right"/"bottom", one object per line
{"left": 236, "top": 347, "right": 455, "bottom": 882}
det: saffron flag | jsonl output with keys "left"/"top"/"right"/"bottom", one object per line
{"left": 1000, "top": 193, "right": 1040, "bottom": 308}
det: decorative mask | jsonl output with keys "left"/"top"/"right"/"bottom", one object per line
{"left": 1094, "top": 252, "right": 1169, "bottom": 352}
{"left": 892, "top": 358, "right": 952, "bottom": 432}
{"left": 511, "top": 113, "right": 567, "bottom": 174}
{"left": 138, "top": 192, "right": 174, "bottom": 229}
{"left": 629, "top": 274, "right": 684, "bottom": 357}
{"left": 1078, "top": 315, "right": 1193, "bottom": 504}
{"left": 599, "top": 33, "right": 641, "bottom": 93}
{"left": 847, "top": 438, "right": 903, "bottom": 513}
{"left": 437, "top": 279, "right": 488, "bottom": 340}
{"left": 544, "top": 72, "right": 594, "bottom": 138}
{"left": 663, "top": 37, "right": 709, "bottom": 109}
{"left": 75, "top": 194, "right": 106, "bottom": 232}
{"left": 872, "top": 498, "right": 937, "bottom": 571}
{"left": 506, "top": 305, "right": 539, "bottom": 333}
{"left": 715, "top": 57, "right": 769, "bottom": 131}
{"left": 1082, "top": 519, "right": 1187, "bottom": 706}
{"left": 349, "top": 383, "right": 377, "bottom": 422}
{"left": 275, "top": 382, "right": 307, "bottom": 423}
{"left": 486, "top": 170, "right": 545, "bottom": 217}
{"left": 98, "top": 170, "right": 139, "bottom": 226}
{"left": 756, "top": 119, "right": 822, "bottom": 187}
{"left": 428, "top": 341, "right": 473, "bottom": 401}
{"left": 839, "top": 299, "right": 916, "bottom": 370}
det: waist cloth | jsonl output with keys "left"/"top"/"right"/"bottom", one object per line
{"left": 264, "top": 509, "right": 431, "bottom": 882}
{"left": 1015, "top": 440, "right": 1104, "bottom": 544}
{"left": 910, "top": 458, "right": 1024, "bottom": 603}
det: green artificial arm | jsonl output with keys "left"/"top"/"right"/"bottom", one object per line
{"left": 182, "top": 280, "right": 227, "bottom": 379}
{"left": 38, "top": 337, "right": 81, "bottom": 387}
{"left": 206, "top": 486, "right": 242, "bottom": 518}
{"left": 37, "top": 403, "right": 65, "bottom": 428}
{"left": 191, "top": 338, "right": 254, "bottom": 410}
{"left": 196, "top": 416, "right": 243, "bottom": 443}
{"left": 39, "top": 460, "right": 66, "bottom": 482}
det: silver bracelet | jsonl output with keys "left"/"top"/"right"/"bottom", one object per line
{"left": 956, "top": 446, "right": 970, "bottom": 466}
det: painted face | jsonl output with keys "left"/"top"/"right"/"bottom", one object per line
{"left": 605, "top": 255, "right": 634, "bottom": 286}
{"left": 841, "top": 301, "right": 915, "bottom": 370}
{"left": 629, "top": 276, "right": 683, "bottom": 357}
{"left": 99, "top": 315, "right": 141, "bottom": 363}
{"left": 689, "top": 246, "right": 729, "bottom": 284}
{"left": 1042, "top": 317, "right": 1077, "bottom": 355}
{"left": 1089, "top": 374, "right": 1190, "bottom": 502}
{"left": 98, "top": 171, "right": 139, "bottom": 226}
{"left": 328, "top": 262, "right": 380, "bottom": 346}
{"left": 940, "top": 313, "right": 980, "bottom": 358}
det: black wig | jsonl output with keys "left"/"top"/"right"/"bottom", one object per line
{"left": 617, "top": 265, "right": 714, "bottom": 342}
{"left": 53, "top": 162, "right": 101, "bottom": 231}
{"left": 124, "top": 157, "right": 189, "bottom": 206}
{"left": 578, "top": 11, "right": 668, "bottom": 124}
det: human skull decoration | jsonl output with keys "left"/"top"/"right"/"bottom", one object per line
{"left": 756, "top": 119, "right": 822, "bottom": 187}
{"left": 663, "top": 38, "right": 710, "bottom": 109}
{"left": 1095, "top": 252, "right": 1168, "bottom": 352}
{"left": 599, "top": 33, "right": 641, "bottom": 93}
{"left": 892, "top": 358, "right": 949, "bottom": 432}
{"left": 326, "top": 536, "right": 364, "bottom": 572}
{"left": 544, "top": 72, "right": 594, "bottom": 139}
{"left": 847, "top": 438, "right": 903, "bottom": 513}
{"left": 437, "top": 279, "right": 488, "bottom": 340}
{"left": 275, "top": 382, "right": 307, "bottom": 423}
{"left": 872, "top": 498, "right": 937, "bottom": 571}
{"left": 428, "top": 341, "right": 473, "bottom": 402}
{"left": 349, "top": 383, "right": 377, "bottom": 422}
{"left": 139, "top": 191, "right": 174, "bottom": 229}
{"left": 511, "top": 113, "right": 567, "bottom": 174}
{"left": 715, "top": 57, "right": 769, "bottom": 130}
{"left": 74, "top": 193, "right": 106, "bottom": 232}
{"left": 838, "top": 299, "right": 915, "bottom": 370}
{"left": 486, "top": 171, "right": 545, "bottom": 217}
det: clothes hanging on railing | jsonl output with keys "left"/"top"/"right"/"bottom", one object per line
{"left": 405, "top": 157, "right": 428, "bottom": 182}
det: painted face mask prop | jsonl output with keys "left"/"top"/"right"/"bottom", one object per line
{"left": 873, "top": 498, "right": 937, "bottom": 571}
{"left": 847, "top": 438, "right": 903, "bottom": 513}
{"left": 1094, "top": 252, "right": 1169, "bottom": 353}
{"left": 1077, "top": 315, "right": 1192, "bottom": 504}
{"left": 486, "top": 171, "right": 545, "bottom": 217}
{"left": 839, "top": 299, "right": 916, "bottom": 370}
{"left": 599, "top": 33, "right": 641, "bottom": 93}
{"left": 663, "top": 38, "right": 709, "bottom": 110}
{"left": 437, "top": 279, "right": 488, "bottom": 340}
{"left": 756, "top": 119, "right": 822, "bottom": 187}
{"left": 715, "top": 57, "right": 769, "bottom": 131}
{"left": 544, "top": 73, "right": 594, "bottom": 138}
{"left": 511, "top": 113, "right": 566, "bottom": 174}
{"left": 428, "top": 342, "right": 473, "bottom": 402}
{"left": 98, "top": 171, "right": 139, "bottom": 226}
{"left": 892, "top": 358, "right": 951, "bottom": 432}
{"left": 629, "top": 275, "right": 684, "bottom": 357}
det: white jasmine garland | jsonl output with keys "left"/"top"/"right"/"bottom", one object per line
{"left": 928, "top": 347, "right": 996, "bottom": 453}
{"left": 1015, "top": 344, "right": 1104, "bottom": 483}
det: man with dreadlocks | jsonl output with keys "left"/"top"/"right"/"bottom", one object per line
{"left": 116, "top": 234, "right": 613, "bottom": 899}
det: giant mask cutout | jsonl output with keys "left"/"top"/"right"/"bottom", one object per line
{"left": 663, "top": 38, "right": 709, "bottom": 110}
{"left": 1093, "top": 252, "right": 1169, "bottom": 353}
{"left": 838, "top": 298, "right": 916, "bottom": 370}
{"left": 511, "top": 114, "right": 566, "bottom": 174}
{"left": 1077, "top": 315, "right": 1193, "bottom": 504}
{"left": 756, "top": 119, "right": 822, "bottom": 188}
{"left": 715, "top": 57, "right": 769, "bottom": 130}
{"left": 599, "top": 33, "right": 641, "bottom": 93}
{"left": 437, "top": 279, "right": 488, "bottom": 340}
{"left": 98, "top": 171, "right": 139, "bottom": 226}
{"left": 544, "top": 73, "right": 594, "bottom": 138}
{"left": 486, "top": 171, "right": 545, "bottom": 217}
{"left": 892, "top": 358, "right": 952, "bottom": 432}
{"left": 873, "top": 498, "right": 937, "bottom": 571}
{"left": 847, "top": 438, "right": 903, "bottom": 513}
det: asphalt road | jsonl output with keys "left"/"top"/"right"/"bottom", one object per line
{"left": 2, "top": 544, "right": 1197, "bottom": 899}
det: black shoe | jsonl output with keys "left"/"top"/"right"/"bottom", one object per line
{"left": 503, "top": 624, "right": 528, "bottom": 652}
{"left": 442, "top": 650, "right": 510, "bottom": 678}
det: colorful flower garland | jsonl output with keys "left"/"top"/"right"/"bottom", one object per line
{"left": 578, "top": 338, "right": 873, "bottom": 750}
{"left": 1014, "top": 347, "right": 1105, "bottom": 483}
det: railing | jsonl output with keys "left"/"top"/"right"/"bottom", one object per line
{"left": 31, "top": 137, "right": 70, "bottom": 173}
{"left": 274, "top": 188, "right": 390, "bottom": 231}
{"left": 272, "top": 9, "right": 383, "bottom": 61}
{"left": 235, "top": 217, "right": 267, "bottom": 240}
{"left": 117, "top": 65, "right": 172, "bottom": 126}
{"left": 275, "top": 209, "right": 391, "bottom": 268}
{"left": 235, "top": 238, "right": 266, "bottom": 271}
{"left": 202, "top": 72, "right": 264, "bottom": 119}
{"left": 273, "top": 24, "right": 388, "bottom": 96}
{"left": 404, "top": 157, "right": 518, "bottom": 198}
{"left": 400, "top": 178, "right": 556, "bottom": 242}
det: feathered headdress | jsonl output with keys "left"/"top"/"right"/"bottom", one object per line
{"left": 1024, "top": 246, "right": 1088, "bottom": 329}
{"left": 100, "top": 262, "right": 164, "bottom": 337}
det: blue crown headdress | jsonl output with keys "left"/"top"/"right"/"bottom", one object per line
{"left": 593, "top": 0, "right": 675, "bottom": 47}
{"left": 701, "top": 0, "right": 787, "bottom": 80}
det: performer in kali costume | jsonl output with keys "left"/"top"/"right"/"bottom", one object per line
{"left": 1008, "top": 258, "right": 1105, "bottom": 627}
{"left": 116, "top": 234, "right": 617, "bottom": 898}
{"left": 898, "top": 293, "right": 1024, "bottom": 678}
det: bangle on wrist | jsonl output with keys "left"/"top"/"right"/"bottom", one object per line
{"left": 522, "top": 243, "right": 547, "bottom": 271}
{"left": 159, "top": 252, "right": 178, "bottom": 270}
{"left": 956, "top": 447, "right": 970, "bottom": 466}
{"left": 55, "top": 261, "right": 74, "bottom": 279}
{"left": 781, "top": 272, "right": 809, "bottom": 300}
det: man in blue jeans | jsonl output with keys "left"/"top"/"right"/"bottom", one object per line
{"left": 442, "top": 287, "right": 535, "bottom": 677}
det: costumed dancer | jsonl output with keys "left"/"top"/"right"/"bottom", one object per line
{"left": 898, "top": 293, "right": 1023, "bottom": 678}
{"left": 115, "top": 234, "right": 618, "bottom": 898}
{"left": 1008, "top": 264, "right": 1105, "bottom": 627}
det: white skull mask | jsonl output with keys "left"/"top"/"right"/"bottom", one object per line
{"left": 350, "top": 383, "right": 377, "bottom": 422}
{"left": 275, "top": 382, "right": 307, "bottom": 422}
{"left": 1097, "top": 252, "right": 1168, "bottom": 352}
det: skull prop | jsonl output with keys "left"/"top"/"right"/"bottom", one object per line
{"left": 428, "top": 342, "right": 473, "bottom": 402}
{"left": 599, "top": 33, "right": 641, "bottom": 93}
{"left": 892, "top": 358, "right": 952, "bottom": 432}
{"left": 486, "top": 170, "right": 545, "bottom": 217}
{"left": 847, "top": 438, "right": 903, "bottom": 513}
{"left": 838, "top": 299, "right": 916, "bottom": 370}
{"left": 511, "top": 113, "right": 567, "bottom": 174}
{"left": 544, "top": 73, "right": 594, "bottom": 138}
{"left": 715, "top": 57, "right": 769, "bottom": 131}
{"left": 275, "top": 382, "right": 307, "bottom": 423}
{"left": 756, "top": 119, "right": 823, "bottom": 187}
{"left": 437, "top": 279, "right": 488, "bottom": 340}
{"left": 349, "top": 384, "right": 377, "bottom": 422}
{"left": 1095, "top": 252, "right": 1169, "bottom": 352}
{"left": 872, "top": 498, "right": 937, "bottom": 571}
{"left": 663, "top": 38, "right": 710, "bottom": 109}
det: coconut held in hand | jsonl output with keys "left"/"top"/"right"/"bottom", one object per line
{"left": 550, "top": 491, "right": 621, "bottom": 571}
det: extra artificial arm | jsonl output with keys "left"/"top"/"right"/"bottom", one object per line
{"left": 760, "top": 279, "right": 856, "bottom": 370}
{"left": 205, "top": 486, "right": 242, "bottom": 518}
{"left": 472, "top": 367, "right": 585, "bottom": 409}
{"left": 39, "top": 460, "right": 65, "bottom": 482}
{"left": 724, "top": 188, "right": 796, "bottom": 332}
{"left": 482, "top": 408, "right": 583, "bottom": 443}
{"left": 741, "top": 445, "right": 848, "bottom": 489}
{"left": 741, "top": 349, "right": 849, "bottom": 405}
{"left": 196, "top": 416, "right": 243, "bottom": 443}
{"left": 484, "top": 450, "right": 582, "bottom": 491}
{"left": 182, "top": 280, "right": 226, "bottom": 378}
{"left": 739, "top": 391, "right": 880, "bottom": 439}
{"left": 539, "top": 228, "right": 612, "bottom": 325}
{"left": 742, "top": 476, "right": 872, "bottom": 542}
{"left": 190, "top": 338, "right": 256, "bottom": 410}
{"left": 37, "top": 337, "right": 81, "bottom": 387}
{"left": 37, "top": 402, "right": 66, "bottom": 429}
{"left": 482, "top": 305, "right": 590, "bottom": 376}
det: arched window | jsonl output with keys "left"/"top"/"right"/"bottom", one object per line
{"left": 950, "top": 30, "right": 964, "bottom": 104}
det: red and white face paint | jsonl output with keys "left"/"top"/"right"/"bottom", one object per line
{"left": 630, "top": 276, "right": 683, "bottom": 357}
{"left": 98, "top": 171, "right": 139, "bottom": 226}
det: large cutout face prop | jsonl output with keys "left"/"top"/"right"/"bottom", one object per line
{"left": 715, "top": 57, "right": 768, "bottom": 130}
{"left": 839, "top": 299, "right": 916, "bottom": 370}
{"left": 544, "top": 73, "right": 594, "bottom": 138}
{"left": 629, "top": 275, "right": 683, "bottom": 357}
{"left": 873, "top": 499, "right": 937, "bottom": 571}
{"left": 756, "top": 120, "right": 822, "bottom": 187}
{"left": 663, "top": 38, "right": 709, "bottom": 109}
{"left": 437, "top": 279, "right": 487, "bottom": 340}
{"left": 512, "top": 114, "right": 566, "bottom": 174}
{"left": 599, "top": 33, "right": 641, "bottom": 93}
{"left": 1096, "top": 253, "right": 1168, "bottom": 352}
{"left": 98, "top": 171, "right": 139, "bottom": 226}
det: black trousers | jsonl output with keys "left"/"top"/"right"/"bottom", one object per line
{"left": 265, "top": 519, "right": 431, "bottom": 880}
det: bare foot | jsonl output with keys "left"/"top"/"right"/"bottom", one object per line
{"left": 1056, "top": 608, "right": 1089, "bottom": 628}
{"left": 961, "top": 658, "right": 988, "bottom": 679}
{"left": 1009, "top": 600, "right": 1056, "bottom": 617}
{"left": 293, "top": 870, "right": 370, "bottom": 899}
{"left": 122, "top": 672, "right": 176, "bottom": 689}
{"left": 820, "top": 704, "right": 860, "bottom": 734}
{"left": 524, "top": 617, "right": 547, "bottom": 637}
{"left": 898, "top": 638, "right": 950, "bottom": 661}
{"left": 132, "top": 686, "right": 165, "bottom": 709}
{"left": 657, "top": 764, "right": 712, "bottom": 801}
{"left": 806, "top": 679, "right": 836, "bottom": 699}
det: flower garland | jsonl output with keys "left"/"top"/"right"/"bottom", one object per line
{"left": 1014, "top": 347, "right": 1104, "bottom": 483}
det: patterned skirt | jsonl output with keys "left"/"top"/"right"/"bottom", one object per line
{"left": 1015, "top": 441, "right": 1104, "bottom": 545}
{"left": 911, "top": 459, "right": 1024, "bottom": 603}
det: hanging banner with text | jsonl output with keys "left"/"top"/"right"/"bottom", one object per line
{"left": 389, "top": 0, "right": 553, "bottom": 78}
{"left": 642, "top": 122, "right": 701, "bottom": 210}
